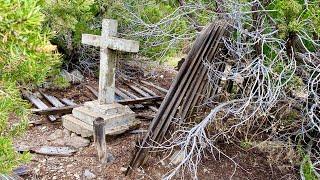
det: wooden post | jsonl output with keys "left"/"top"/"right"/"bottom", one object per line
{"left": 93, "top": 117, "right": 107, "bottom": 163}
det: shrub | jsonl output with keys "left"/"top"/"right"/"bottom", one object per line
{"left": 0, "top": 0, "right": 61, "bottom": 174}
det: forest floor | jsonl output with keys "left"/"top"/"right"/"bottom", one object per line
{"left": 13, "top": 60, "right": 299, "bottom": 180}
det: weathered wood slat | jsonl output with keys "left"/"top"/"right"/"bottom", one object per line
{"left": 124, "top": 83, "right": 159, "bottom": 112}
{"left": 60, "top": 98, "right": 77, "bottom": 106}
{"left": 125, "top": 83, "right": 151, "bottom": 97}
{"left": 155, "top": 24, "right": 224, "bottom": 146}
{"left": 118, "top": 88, "right": 144, "bottom": 109}
{"left": 85, "top": 85, "right": 99, "bottom": 97}
{"left": 140, "top": 80, "right": 168, "bottom": 94}
{"left": 136, "top": 84, "right": 158, "bottom": 96}
{"left": 41, "top": 92, "right": 65, "bottom": 107}
{"left": 22, "top": 91, "right": 56, "bottom": 121}
{"left": 115, "top": 88, "right": 131, "bottom": 99}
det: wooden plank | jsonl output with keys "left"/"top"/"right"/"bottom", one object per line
{"left": 140, "top": 80, "right": 168, "bottom": 94}
{"left": 85, "top": 85, "right": 99, "bottom": 97}
{"left": 32, "top": 105, "right": 80, "bottom": 115}
{"left": 118, "top": 88, "right": 144, "bottom": 109}
{"left": 136, "top": 84, "right": 158, "bottom": 96}
{"left": 125, "top": 83, "right": 151, "bottom": 97}
{"left": 32, "top": 96, "right": 163, "bottom": 115}
{"left": 118, "top": 87, "right": 139, "bottom": 99}
{"left": 118, "top": 96, "right": 163, "bottom": 105}
{"left": 115, "top": 88, "right": 131, "bottom": 99}
{"left": 22, "top": 91, "right": 56, "bottom": 121}
{"left": 124, "top": 83, "right": 159, "bottom": 112}
{"left": 61, "top": 98, "right": 77, "bottom": 106}
{"left": 41, "top": 92, "right": 65, "bottom": 107}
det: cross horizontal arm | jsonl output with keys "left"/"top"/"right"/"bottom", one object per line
{"left": 82, "top": 34, "right": 101, "bottom": 47}
{"left": 106, "top": 37, "right": 139, "bottom": 53}
{"left": 82, "top": 34, "right": 139, "bottom": 53}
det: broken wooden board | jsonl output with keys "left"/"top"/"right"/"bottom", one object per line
{"left": 31, "top": 96, "right": 163, "bottom": 115}
{"left": 22, "top": 91, "right": 56, "bottom": 121}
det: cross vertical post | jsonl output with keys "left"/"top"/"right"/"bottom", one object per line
{"left": 99, "top": 19, "right": 117, "bottom": 104}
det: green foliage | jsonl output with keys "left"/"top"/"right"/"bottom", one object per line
{"left": 42, "top": 0, "right": 215, "bottom": 63}
{"left": 301, "top": 155, "right": 318, "bottom": 180}
{"left": 240, "top": 140, "right": 252, "bottom": 149}
{"left": 0, "top": 137, "right": 30, "bottom": 174}
{"left": 269, "top": 0, "right": 320, "bottom": 43}
{"left": 52, "top": 75, "right": 70, "bottom": 89}
{"left": 41, "top": 0, "right": 96, "bottom": 59}
{"left": 0, "top": 0, "right": 61, "bottom": 174}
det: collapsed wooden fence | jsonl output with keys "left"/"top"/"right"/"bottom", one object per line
{"left": 24, "top": 80, "right": 168, "bottom": 120}
{"left": 127, "top": 21, "right": 227, "bottom": 173}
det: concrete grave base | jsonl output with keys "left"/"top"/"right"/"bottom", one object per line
{"left": 62, "top": 101, "right": 140, "bottom": 137}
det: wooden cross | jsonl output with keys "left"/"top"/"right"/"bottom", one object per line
{"left": 82, "top": 19, "right": 139, "bottom": 105}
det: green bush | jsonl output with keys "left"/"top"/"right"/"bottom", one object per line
{"left": 42, "top": 0, "right": 215, "bottom": 65}
{"left": 0, "top": 0, "right": 61, "bottom": 174}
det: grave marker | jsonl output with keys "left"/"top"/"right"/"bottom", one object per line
{"left": 62, "top": 19, "right": 140, "bottom": 137}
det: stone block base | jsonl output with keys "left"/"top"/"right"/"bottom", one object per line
{"left": 62, "top": 101, "right": 140, "bottom": 137}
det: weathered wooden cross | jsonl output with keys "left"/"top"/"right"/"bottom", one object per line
{"left": 82, "top": 19, "right": 139, "bottom": 104}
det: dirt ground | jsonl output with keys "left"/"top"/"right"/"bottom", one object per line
{"left": 13, "top": 61, "right": 299, "bottom": 179}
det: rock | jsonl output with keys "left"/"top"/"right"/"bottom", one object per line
{"left": 13, "top": 165, "right": 30, "bottom": 176}
{"left": 106, "top": 153, "right": 115, "bottom": 163}
{"left": 83, "top": 169, "right": 96, "bottom": 179}
{"left": 63, "top": 129, "right": 71, "bottom": 137}
{"left": 61, "top": 69, "right": 84, "bottom": 84}
{"left": 31, "top": 146, "right": 77, "bottom": 156}
{"left": 47, "top": 129, "right": 64, "bottom": 141}
{"left": 66, "top": 136, "right": 90, "bottom": 149}
{"left": 169, "top": 150, "right": 185, "bottom": 165}
{"left": 51, "top": 138, "right": 66, "bottom": 146}
{"left": 120, "top": 167, "right": 127, "bottom": 172}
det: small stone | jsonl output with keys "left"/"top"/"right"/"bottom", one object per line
{"left": 61, "top": 69, "right": 84, "bottom": 84}
{"left": 63, "top": 129, "right": 71, "bottom": 137}
{"left": 83, "top": 169, "right": 96, "bottom": 179}
{"left": 120, "top": 167, "right": 127, "bottom": 172}
{"left": 47, "top": 129, "right": 64, "bottom": 141}
{"left": 106, "top": 153, "right": 115, "bottom": 163}
{"left": 160, "top": 160, "right": 165, "bottom": 166}
{"left": 65, "top": 135, "right": 90, "bottom": 149}
{"left": 169, "top": 150, "right": 185, "bottom": 165}
{"left": 74, "top": 173, "right": 80, "bottom": 180}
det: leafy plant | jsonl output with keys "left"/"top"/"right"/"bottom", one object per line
{"left": 0, "top": 0, "right": 61, "bottom": 174}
